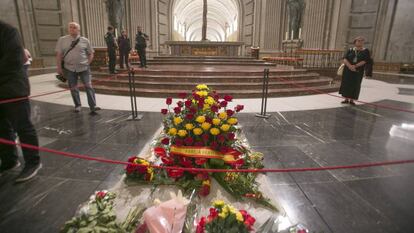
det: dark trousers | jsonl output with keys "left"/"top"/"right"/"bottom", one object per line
{"left": 137, "top": 47, "right": 147, "bottom": 67}
{"left": 108, "top": 49, "right": 116, "bottom": 73}
{"left": 119, "top": 50, "right": 129, "bottom": 68}
{"left": 0, "top": 99, "right": 40, "bottom": 166}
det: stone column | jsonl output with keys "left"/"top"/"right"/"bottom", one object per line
{"left": 302, "top": 0, "right": 334, "bottom": 49}
{"left": 261, "top": 0, "right": 286, "bottom": 52}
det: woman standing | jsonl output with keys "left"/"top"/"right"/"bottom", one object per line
{"left": 339, "top": 36, "right": 371, "bottom": 105}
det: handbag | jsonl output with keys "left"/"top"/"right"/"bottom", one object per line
{"left": 337, "top": 63, "right": 345, "bottom": 76}
{"left": 56, "top": 38, "right": 80, "bottom": 82}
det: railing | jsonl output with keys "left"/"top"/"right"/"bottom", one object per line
{"left": 262, "top": 49, "right": 344, "bottom": 69}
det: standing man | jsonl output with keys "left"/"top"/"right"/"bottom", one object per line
{"left": 0, "top": 20, "right": 42, "bottom": 182}
{"left": 105, "top": 26, "right": 118, "bottom": 74}
{"left": 135, "top": 26, "right": 149, "bottom": 68}
{"left": 56, "top": 22, "right": 101, "bottom": 113}
{"left": 117, "top": 30, "right": 131, "bottom": 69}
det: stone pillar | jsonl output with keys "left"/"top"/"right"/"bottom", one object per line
{"left": 302, "top": 0, "right": 334, "bottom": 49}
{"left": 261, "top": 0, "right": 287, "bottom": 52}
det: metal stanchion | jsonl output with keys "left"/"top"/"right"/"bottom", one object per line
{"left": 256, "top": 68, "right": 271, "bottom": 118}
{"left": 127, "top": 68, "right": 143, "bottom": 121}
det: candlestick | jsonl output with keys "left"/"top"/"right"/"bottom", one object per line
{"left": 291, "top": 30, "right": 294, "bottom": 40}
{"left": 299, "top": 28, "right": 302, "bottom": 39}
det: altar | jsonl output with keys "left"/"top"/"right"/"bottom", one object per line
{"left": 165, "top": 41, "right": 244, "bottom": 57}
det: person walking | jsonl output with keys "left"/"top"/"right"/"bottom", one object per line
{"left": 339, "top": 36, "right": 371, "bottom": 105}
{"left": 135, "top": 26, "right": 149, "bottom": 68}
{"left": 55, "top": 22, "right": 101, "bottom": 113}
{"left": 0, "top": 20, "right": 42, "bottom": 182}
{"left": 117, "top": 30, "right": 131, "bottom": 69}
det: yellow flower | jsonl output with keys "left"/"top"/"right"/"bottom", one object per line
{"left": 203, "top": 104, "right": 210, "bottom": 111}
{"left": 196, "top": 84, "right": 209, "bottom": 90}
{"left": 193, "top": 128, "right": 203, "bottom": 135}
{"left": 227, "top": 117, "right": 238, "bottom": 125}
{"left": 220, "top": 124, "right": 230, "bottom": 132}
{"left": 168, "top": 128, "right": 177, "bottom": 136}
{"left": 133, "top": 158, "right": 139, "bottom": 164}
{"left": 212, "top": 118, "right": 221, "bottom": 125}
{"left": 202, "top": 180, "right": 210, "bottom": 186}
{"left": 218, "top": 211, "right": 227, "bottom": 219}
{"left": 218, "top": 112, "right": 228, "bottom": 120}
{"left": 196, "top": 116, "right": 206, "bottom": 123}
{"left": 210, "top": 128, "right": 220, "bottom": 136}
{"left": 196, "top": 91, "right": 208, "bottom": 97}
{"left": 201, "top": 122, "right": 211, "bottom": 131}
{"left": 205, "top": 97, "right": 215, "bottom": 105}
{"left": 173, "top": 117, "right": 183, "bottom": 125}
{"left": 213, "top": 200, "right": 225, "bottom": 207}
{"left": 185, "top": 123, "right": 194, "bottom": 130}
{"left": 177, "top": 129, "right": 187, "bottom": 137}
{"left": 229, "top": 206, "right": 237, "bottom": 214}
{"left": 236, "top": 212, "right": 244, "bottom": 222}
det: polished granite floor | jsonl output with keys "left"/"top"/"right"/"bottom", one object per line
{"left": 0, "top": 99, "right": 413, "bottom": 233}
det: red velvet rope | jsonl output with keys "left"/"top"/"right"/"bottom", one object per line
{"left": 1, "top": 138, "right": 413, "bottom": 173}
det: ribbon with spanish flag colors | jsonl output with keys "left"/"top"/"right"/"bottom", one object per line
{"left": 170, "top": 145, "right": 242, "bottom": 164}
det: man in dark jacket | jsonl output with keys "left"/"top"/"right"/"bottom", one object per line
{"left": 117, "top": 30, "right": 131, "bottom": 69}
{"left": 135, "top": 26, "right": 149, "bottom": 68}
{"left": 105, "top": 26, "right": 118, "bottom": 74}
{"left": 0, "top": 20, "right": 42, "bottom": 182}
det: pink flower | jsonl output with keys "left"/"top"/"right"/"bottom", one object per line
{"left": 178, "top": 93, "right": 187, "bottom": 99}
{"left": 161, "top": 109, "right": 168, "bottom": 114}
{"left": 224, "top": 95, "right": 233, "bottom": 102}
{"left": 166, "top": 97, "right": 172, "bottom": 105}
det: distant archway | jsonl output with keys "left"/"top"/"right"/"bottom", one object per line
{"left": 171, "top": 0, "right": 240, "bottom": 41}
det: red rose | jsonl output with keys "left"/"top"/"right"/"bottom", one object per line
{"left": 177, "top": 101, "right": 183, "bottom": 107}
{"left": 96, "top": 191, "right": 106, "bottom": 199}
{"left": 185, "top": 114, "right": 194, "bottom": 120}
{"left": 185, "top": 100, "right": 192, "bottom": 107}
{"left": 235, "top": 104, "right": 244, "bottom": 112}
{"left": 154, "top": 147, "right": 167, "bottom": 157}
{"left": 166, "top": 97, "right": 172, "bottom": 105}
{"left": 231, "top": 158, "right": 245, "bottom": 168}
{"left": 174, "top": 138, "right": 184, "bottom": 146}
{"left": 224, "top": 95, "right": 233, "bottom": 102}
{"left": 161, "top": 156, "right": 174, "bottom": 165}
{"left": 195, "top": 158, "right": 207, "bottom": 165}
{"left": 193, "top": 93, "right": 200, "bottom": 100}
{"left": 174, "top": 107, "right": 181, "bottom": 114}
{"left": 201, "top": 133, "right": 210, "bottom": 142}
{"left": 161, "top": 109, "right": 168, "bottom": 114}
{"left": 219, "top": 146, "right": 229, "bottom": 154}
{"left": 196, "top": 217, "right": 206, "bottom": 233}
{"left": 198, "top": 184, "right": 210, "bottom": 196}
{"left": 126, "top": 164, "right": 135, "bottom": 174}
{"left": 195, "top": 172, "right": 209, "bottom": 180}
{"left": 239, "top": 210, "right": 248, "bottom": 218}
{"left": 127, "top": 156, "right": 136, "bottom": 163}
{"left": 210, "top": 105, "right": 219, "bottom": 112}
{"left": 198, "top": 100, "right": 204, "bottom": 108}
{"left": 167, "top": 169, "right": 184, "bottom": 178}
{"left": 194, "top": 141, "right": 204, "bottom": 146}
{"left": 137, "top": 164, "right": 148, "bottom": 174}
{"left": 181, "top": 159, "right": 193, "bottom": 167}
{"left": 190, "top": 107, "right": 197, "bottom": 114}
{"left": 178, "top": 93, "right": 187, "bottom": 99}
{"left": 205, "top": 117, "right": 212, "bottom": 123}
{"left": 227, "top": 132, "right": 235, "bottom": 140}
{"left": 184, "top": 137, "right": 194, "bottom": 146}
{"left": 217, "top": 134, "right": 225, "bottom": 143}
{"left": 220, "top": 101, "right": 228, "bottom": 108}
{"left": 210, "top": 141, "right": 218, "bottom": 149}
{"left": 226, "top": 109, "right": 234, "bottom": 117}
{"left": 209, "top": 208, "right": 218, "bottom": 218}
{"left": 161, "top": 138, "right": 170, "bottom": 145}
{"left": 298, "top": 230, "right": 307, "bottom": 233}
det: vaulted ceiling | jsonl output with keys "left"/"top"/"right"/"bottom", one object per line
{"left": 172, "top": 0, "right": 239, "bottom": 41}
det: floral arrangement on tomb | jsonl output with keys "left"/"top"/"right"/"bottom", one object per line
{"left": 125, "top": 84, "right": 276, "bottom": 210}
{"left": 196, "top": 200, "right": 256, "bottom": 233}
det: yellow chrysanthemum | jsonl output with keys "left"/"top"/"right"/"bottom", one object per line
{"left": 168, "top": 128, "right": 177, "bottom": 136}
{"left": 205, "top": 97, "right": 215, "bottom": 105}
{"left": 173, "top": 117, "right": 183, "bottom": 125}
{"left": 210, "top": 128, "right": 220, "bottom": 136}
{"left": 203, "top": 104, "right": 211, "bottom": 111}
{"left": 202, "top": 179, "right": 210, "bottom": 186}
{"left": 212, "top": 118, "right": 221, "bottom": 125}
{"left": 213, "top": 200, "right": 225, "bottom": 207}
{"left": 196, "top": 91, "right": 208, "bottom": 97}
{"left": 201, "top": 122, "right": 211, "bottom": 131}
{"left": 185, "top": 123, "right": 194, "bottom": 130}
{"left": 227, "top": 117, "right": 238, "bottom": 125}
{"left": 218, "top": 212, "right": 228, "bottom": 219}
{"left": 196, "top": 84, "right": 209, "bottom": 90}
{"left": 177, "top": 129, "right": 187, "bottom": 137}
{"left": 218, "top": 112, "right": 228, "bottom": 120}
{"left": 193, "top": 128, "right": 203, "bottom": 135}
{"left": 220, "top": 124, "right": 230, "bottom": 132}
{"left": 236, "top": 212, "right": 244, "bottom": 222}
{"left": 195, "top": 116, "right": 206, "bottom": 123}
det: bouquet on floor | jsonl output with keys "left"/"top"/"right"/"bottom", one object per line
{"left": 125, "top": 84, "right": 276, "bottom": 210}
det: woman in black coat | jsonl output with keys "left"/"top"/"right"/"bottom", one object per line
{"left": 339, "top": 36, "right": 371, "bottom": 105}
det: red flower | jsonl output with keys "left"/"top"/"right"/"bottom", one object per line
{"left": 161, "top": 156, "right": 174, "bottom": 165}
{"left": 166, "top": 97, "right": 172, "bottom": 105}
{"left": 224, "top": 95, "right": 233, "bottom": 102}
{"left": 196, "top": 217, "right": 206, "bottom": 233}
{"left": 205, "top": 117, "right": 212, "bottom": 123}
{"left": 235, "top": 104, "right": 244, "bottom": 112}
{"left": 161, "top": 138, "right": 170, "bottom": 145}
{"left": 232, "top": 158, "right": 245, "bottom": 168}
{"left": 209, "top": 208, "right": 218, "bottom": 218}
{"left": 193, "top": 93, "right": 201, "bottom": 100}
{"left": 181, "top": 159, "right": 193, "bottom": 168}
{"left": 185, "top": 100, "right": 192, "bottom": 107}
{"left": 220, "top": 101, "right": 228, "bottom": 108}
{"left": 195, "top": 172, "right": 209, "bottom": 180}
{"left": 194, "top": 141, "right": 204, "bottom": 146}
{"left": 154, "top": 147, "right": 167, "bottom": 157}
{"left": 137, "top": 164, "right": 148, "bottom": 174}
{"left": 189, "top": 107, "right": 197, "bottom": 114}
{"left": 217, "top": 134, "right": 225, "bottom": 143}
{"left": 199, "top": 184, "right": 210, "bottom": 196}
{"left": 226, "top": 109, "right": 234, "bottom": 117}
{"left": 161, "top": 109, "right": 168, "bottom": 114}
{"left": 195, "top": 158, "right": 207, "bottom": 165}
{"left": 184, "top": 137, "right": 194, "bottom": 146}
{"left": 219, "top": 146, "right": 229, "bottom": 154}
{"left": 201, "top": 133, "right": 210, "bottom": 142}
{"left": 244, "top": 215, "right": 256, "bottom": 227}
{"left": 298, "top": 230, "right": 307, "bottom": 233}
{"left": 239, "top": 210, "right": 248, "bottom": 218}
{"left": 210, "top": 105, "right": 219, "bottom": 113}
{"left": 185, "top": 114, "right": 194, "bottom": 120}
{"left": 227, "top": 132, "right": 235, "bottom": 140}
{"left": 174, "top": 138, "right": 184, "bottom": 146}
{"left": 210, "top": 141, "right": 218, "bottom": 149}
{"left": 174, "top": 107, "right": 181, "bottom": 114}
{"left": 126, "top": 164, "right": 136, "bottom": 174}
{"left": 198, "top": 100, "right": 204, "bottom": 108}
{"left": 128, "top": 156, "right": 136, "bottom": 163}
{"left": 167, "top": 169, "right": 184, "bottom": 178}
{"left": 96, "top": 191, "right": 106, "bottom": 199}
{"left": 177, "top": 101, "right": 183, "bottom": 107}
{"left": 178, "top": 93, "right": 187, "bottom": 99}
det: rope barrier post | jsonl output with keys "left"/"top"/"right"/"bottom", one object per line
{"left": 256, "top": 68, "right": 271, "bottom": 119}
{"left": 127, "top": 68, "right": 143, "bottom": 121}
